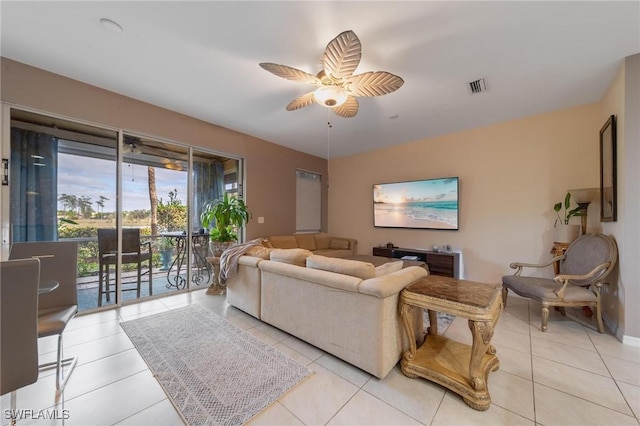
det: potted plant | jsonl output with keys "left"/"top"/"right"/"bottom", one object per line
{"left": 553, "top": 192, "right": 583, "bottom": 243}
{"left": 200, "top": 193, "right": 251, "bottom": 256}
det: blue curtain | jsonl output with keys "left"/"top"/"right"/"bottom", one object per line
{"left": 10, "top": 128, "right": 59, "bottom": 242}
{"left": 193, "top": 159, "right": 224, "bottom": 230}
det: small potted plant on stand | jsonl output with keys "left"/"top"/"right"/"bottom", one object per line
{"left": 200, "top": 193, "right": 251, "bottom": 294}
{"left": 553, "top": 192, "right": 583, "bottom": 244}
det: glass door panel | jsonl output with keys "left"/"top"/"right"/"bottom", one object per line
{"left": 9, "top": 109, "right": 118, "bottom": 312}
{"left": 121, "top": 134, "right": 189, "bottom": 296}
{"left": 192, "top": 150, "right": 241, "bottom": 289}
{"left": 8, "top": 109, "right": 244, "bottom": 311}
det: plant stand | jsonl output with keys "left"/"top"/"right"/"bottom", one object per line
{"left": 205, "top": 256, "right": 225, "bottom": 295}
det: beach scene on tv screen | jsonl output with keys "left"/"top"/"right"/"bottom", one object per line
{"left": 373, "top": 178, "right": 458, "bottom": 229}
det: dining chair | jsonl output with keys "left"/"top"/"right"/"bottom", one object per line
{"left": 1, "top": 258, "right": 41, "bottom": 426}
{"left": 9, "top": 241, "right": 79, "bottom": 394}
{"left": 97, "top": 228, "right": 153, "bottom": 306}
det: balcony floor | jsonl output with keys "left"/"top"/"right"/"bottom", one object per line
{"left": 77, "top": 266, "right": 213, "bottom": 311}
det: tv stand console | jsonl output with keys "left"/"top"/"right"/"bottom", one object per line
{"left": 372, "top": 246, "right": 460, "bottom": 279}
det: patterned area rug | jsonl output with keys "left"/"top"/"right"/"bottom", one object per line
{"left": 121, "top": 305, "right": 312, "bottom": 426}
{"left": 424, "top": 311, "right": 455, "bottom": 334}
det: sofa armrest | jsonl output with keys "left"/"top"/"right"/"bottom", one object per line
{"left": 347, "top": 238, "right": 358, "bottom": 255}
{"left": 359, "top": 266, "right": 428, "bottom": 298}
{"left": 237, "top": 255, "right": 264, "bottom": 268}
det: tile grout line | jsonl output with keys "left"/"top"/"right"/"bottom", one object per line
{"left": 587, "top": 330, "right": 640, "bottom": 421}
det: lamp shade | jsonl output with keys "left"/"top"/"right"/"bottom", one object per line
{"left": 314, "top": 86, "right": 348, "bottom": 108}
{"left": 569, "top": 188, "right": 599, "bottom": 204}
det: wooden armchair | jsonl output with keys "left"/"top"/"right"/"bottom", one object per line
{"left": 502, "top": 233, "right": 617, "bottom": 332}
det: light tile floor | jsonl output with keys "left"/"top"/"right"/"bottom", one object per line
{"left": 2, "top": 290, "right": 639, "bottom": 426}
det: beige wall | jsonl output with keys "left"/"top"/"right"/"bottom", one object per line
{"left": 0, "top": 58, "right": 328, "bottom": 241}
{"left": 600, "top": 54, "right": 640, "bottom": 342}
{"left": 329, "top": 105, "right": 601, "bottom": 281}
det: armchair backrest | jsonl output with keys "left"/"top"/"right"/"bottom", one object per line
{"left": 9, "top": 241, "right": 78, "bottom": 310}
{"left": 0, "top": 258, "right": 40, "bottom": 396}
{"left": 561, "top": 234, "right": 617, "bottom": 286}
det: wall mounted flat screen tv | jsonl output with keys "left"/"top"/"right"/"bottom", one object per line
{"left": 373, "top": 177, "right": 459, "bottom": 230}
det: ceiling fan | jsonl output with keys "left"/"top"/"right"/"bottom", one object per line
{"left": 259, "top": 30, "right": 404, "bottom": 118}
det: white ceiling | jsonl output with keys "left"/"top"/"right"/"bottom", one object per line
{"left": 1, "top": 1, "right": 639, "bottom": 159}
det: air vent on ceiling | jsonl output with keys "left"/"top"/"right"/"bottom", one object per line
{"left": 468, "top": 78, "right": 487, "bottom": 94}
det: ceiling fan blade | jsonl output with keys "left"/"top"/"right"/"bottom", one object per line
{"left": 345, "top": 71, "right": 404, "bottom": 97}
{"left": 323, "top": 30, "right": 362, "bottom": 81}
{"left": 259, "top": 63, "right": 321, "bottom": 85}
{"left": 286, "top": 92, "right": 316, "bottom": 111}
{"left": 333, "top": 96, "right": 358, "bottom": 118}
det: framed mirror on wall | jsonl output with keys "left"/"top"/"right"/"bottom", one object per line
{"left": 599, "top": 114, "right": 617, "bottom": 222}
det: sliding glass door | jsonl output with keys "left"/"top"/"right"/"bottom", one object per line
{"left": 6, "top": 108, "right": 242, "bottom": 312}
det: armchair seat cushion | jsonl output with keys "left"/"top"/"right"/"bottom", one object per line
{"left": 502, "top": 276, "right": 597, "bottom": 303}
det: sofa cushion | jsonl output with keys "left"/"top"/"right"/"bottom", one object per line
{"left": 329, "top": 238, "right": 350, "bottom": 250}
{"left": 246, "top": 245, "right": 272, "bottom": 260}
{"left": 295, "top": 234, "right": 317, "bottom": 251}
{"left": 313, "top": 233, "right": 332, "bottom": 250}
{"left": 306, "top": 255, "right": 375, "bottom": 280}
{"left": 270, "top": 248, "right": 313, "bottom": 266}
{"left": 375, "top": 260, "right": 404, "bottom": 277}
{"left": 268, "top": 235, "right": 298, "bottom": 249}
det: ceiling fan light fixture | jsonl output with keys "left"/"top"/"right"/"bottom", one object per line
{"left": 314, "top": 86, "right": 348, "bottom": 108}
{"left": 260, "top": 30, "right": 402, "bottom": 118}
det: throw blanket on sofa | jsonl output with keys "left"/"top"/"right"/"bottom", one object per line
{"left": 219, "top": 239, "right": 263, "bottom": 283}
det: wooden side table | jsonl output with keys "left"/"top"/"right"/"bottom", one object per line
{"left": 399, "top": 275, "right": 502, "bottom": 411}
{"left": 550, "top": 242, "right": 570, "bottom": 274}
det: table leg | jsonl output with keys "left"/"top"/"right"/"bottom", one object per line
{"left": 465, "top": 319, "right": 500, "bottom": 410}
{"left": 191, "top": 236, "right": 211, "bottom": 286}
{"left": 399, "top": 302, "right": 419, "bottom": 379}
{"left": 427, "top": 309, "right": 438, "bottom": 335}
{"left": 166, "top": 237, "right": 187, "bottom": 290}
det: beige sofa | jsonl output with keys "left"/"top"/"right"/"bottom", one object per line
{"left": 266, "top": 233, "right": 357, "bottom": 258}
{"left": 225, "top": 250, "right": 427, "bottom": 378}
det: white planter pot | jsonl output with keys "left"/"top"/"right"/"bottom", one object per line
{"left": 554, "top": 224, "right": 580, "bottom": 244}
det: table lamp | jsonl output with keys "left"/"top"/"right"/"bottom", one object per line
{"left": 569, "top": 188, "right": 599, "bottom": 235}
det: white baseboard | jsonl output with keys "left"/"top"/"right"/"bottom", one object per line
{"left": 622, "top": 334, "right": 640, "bottom": 347}
{"left": 604, "top": 314, "right": 640, "bottom": 346}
